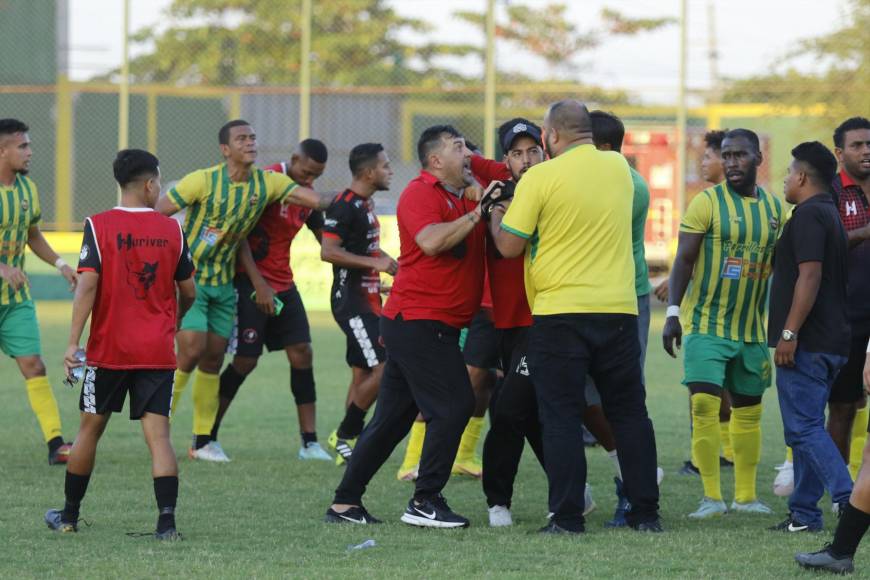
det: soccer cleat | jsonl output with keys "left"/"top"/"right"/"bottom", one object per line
{"left": 188, "top": 441, "right": 231, "bottom": 462}
{"left": 324, "top": 505, "right": 382, "bottom": 525}
{"left": 630, "top": 518, "right": 665, "bottom": 533}
{"left": 298, "top": 441, "right": 332, "bottom": 461}
{"left": 679, "top": 460, "right": 700, "bottom": 476}
{"left": 731, "top": 499, "right": 773, "bottom": 515}
{"left": 605, "top": 477, "right": 630, "bottom": 528}
{"left": 328, "top": 430, "right": 356, "bottom": 466}
{"left": 400, "top": 495, "right": 470, "bottom": 529}
{"left": 773, "top": 460, "right": 794, "bottom": 497}
{"left": 795, "top": 545, "right": 854, "bottom": 574}
{"left": 688, "top": 497, "right": 728, "bottom": 519}
{"left": 488, "top": 505, "right": 513, "bottom": 527}
{"left": 452, "top": 454, "right": 483, "bottom": 479}
{"left": 155, "top": 527, "right": 182, "bottom": 541}
{"left": 44, "top": 509, "right": 77, "bottom": 533}
{"left": 768, "top": 514, "right": 822, "bottom": 533}
{"left": 48, "top": 443, "right": 72, "bottom": 466}
{"left": 397, "top": 463, "right": 419, "bottom": 482}
{"left": 539, "top": 520, "right": 584, "bottom": 535}
{"left": 583, "top": 483, "right": 596, "bottom": 516}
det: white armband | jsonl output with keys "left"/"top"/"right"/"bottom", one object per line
{"left": 666, "top": 305, "right": 680, "bottom": 318}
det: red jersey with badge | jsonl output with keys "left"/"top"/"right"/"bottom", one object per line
{"left": 77, "top": 208, "right": 194, "bottom": 369}
{"left": 470, "top": 155, "right": 533, "bottom": 329}
{"left": 382, "top": 171, "right": 485, "bottom": 328}
{"left": 833, "top": 170, "right": 870, "bottom": 333}
{"left": 245, "top": 162, "right": 324, "bottom": 292}
{"left": 323, "top": 189, "right": 383, "bottom": 320}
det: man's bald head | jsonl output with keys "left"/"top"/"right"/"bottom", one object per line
{"left": 542, "top": 99, "right": 594, "bottom": 158}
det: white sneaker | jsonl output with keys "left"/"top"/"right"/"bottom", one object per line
{"left": 730, "top": 499, "right": 774, "bottom": 514}
{"left": 190, "top": 441, "right": 231, "bottom": 462}
{"left": 298, "top": 442, "right": 332, "bottom": 461}
{"left": 773, "top": 461, "right": 794, "bottom": 497}
{"left": 488, "top": 505, "right": 513, "bottom": 527}
{"left": 657, "top": 467, "right": 665, "bottom": 486}
{"left": 583, "top": 483, "right": 596, "bottom": 516}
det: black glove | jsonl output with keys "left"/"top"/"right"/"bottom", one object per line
{"left": 481, "top": 180, "right": 516, "bottom": 221}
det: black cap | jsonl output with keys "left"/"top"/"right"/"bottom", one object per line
{"left": 500, "top": 120, "right": 542, "bottom": 154}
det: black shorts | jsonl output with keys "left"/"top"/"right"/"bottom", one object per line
{"left": 463, "top": 308, "right": 501, "bottom": 369}
{"left": 336, "top": 312, "right": 386, "bottom": 369}
{"left": 230, "top": 276, "right": 311, "bottom": 358}
{"left": 830, "top": 334, "right": 869, "bottom": 404}
{"left": 79, "top": 366, "right": 174, "bottom": 420}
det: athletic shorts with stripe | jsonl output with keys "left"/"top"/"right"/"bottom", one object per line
{"left": 79, "top": 366, "right": 174, "bottom": 420}
{"left": 335, "top": 312, "right": 386, "bottom": 369}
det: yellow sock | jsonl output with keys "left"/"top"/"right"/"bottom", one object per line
{"left": 720, "top": 420, "right": 734, "bottom": 463}
{"left": 849, "top": 405, "right": 869, "bottom": 481}
{"left": 400, "top": 421, "right": 426, "bottom": 470}
{"left": 731, "top": 403, "right": 762, "bottom": 504}
{"left": 25, "top": 376, "right": 62, "bottom": 442}
{"left": 170, "top": 369, "right": 192, "bottom": 418}
{"left": 691, "top": 393, "right": 722, "bottom": 501}
{"left": 786, "top": 446, "right": 793, "bottom": 464}
{"left": 456, "top": 416, "right": 485, "bottom": 462}
{"left": 191, "top": 370, "right": 220, "bottom": 436}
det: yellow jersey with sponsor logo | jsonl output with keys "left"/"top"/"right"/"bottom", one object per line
{"left": 0, "top": 174, "right": 40, "bottom": 305}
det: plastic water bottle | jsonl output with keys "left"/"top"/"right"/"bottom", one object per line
{"left": 64, "top": 348, "right": 86, "bottom": 388}
{"left": 346, "top": 539, "right": 376, "bottom": 552}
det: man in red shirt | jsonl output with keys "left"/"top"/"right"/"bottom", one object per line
{"left": 325, "top": 125, "right": 484, "bottom": 528}
{"left": 322, "top": 143, "right": 397, "bottom": 465}
{"left": 208, "top": 139, "right": 332, "bottom": 461}
{"left": 45, "top": 150, "right": 196, "bottom": 539}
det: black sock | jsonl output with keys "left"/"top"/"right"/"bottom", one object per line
{"left": 301, "top": 431, "right": 317, "bottom": 446}
{"left": 831, "top": 502, "right": 870, "bottom": 557}
{"left": 194, "top": 435, "right": 211, "bottom": 449}
{"left": 337, "top": 403, "right": 367, "bottom": 439}
{"left": 154, "top": 476, "right": 178, "bottom": 532}
{"left": 211, "top": 365, "right": 248, "bottom": 440}
{"left": 48, "top": 436, "right": 64, "bottom": 454}
{"left": 62, "top": 471, "right": 91, "bottom": 522}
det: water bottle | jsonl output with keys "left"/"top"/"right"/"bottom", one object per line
{"left": 64, "top": 348, "right": 86, "bottom": 388}
{"left": 346, "top": 539, "right": 376, "bottom": 552}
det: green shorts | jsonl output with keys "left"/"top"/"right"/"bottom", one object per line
{"left": 179, "top": 282, "right": 236, "bottom": 339}
{"left": 682, "top": 333, "right": 771, "bottom": 396}
{"left": 0, "top": 299, "right": 42, "bottom": 357}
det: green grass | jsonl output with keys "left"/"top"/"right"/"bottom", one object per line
{"left": 0, "top": 302, "right": 859, "bottom": 578}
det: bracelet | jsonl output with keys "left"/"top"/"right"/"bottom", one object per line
{"left": 666, "top": 305, "right": 680, "bottom": 318}
{"left": 54, "top": 258, "right": 68, "bottom": 270}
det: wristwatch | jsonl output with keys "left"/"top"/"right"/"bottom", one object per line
{"left": 781, "top": 329, "right": 797, "bottom": 342}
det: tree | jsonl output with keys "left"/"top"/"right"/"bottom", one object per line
{"left": 123, "top": 0, "right": 477, "bottom": 86}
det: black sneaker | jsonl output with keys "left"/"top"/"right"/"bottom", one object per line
{"left": 324, "top": 505, "right": 381, "bottom": 525}
{"left": 679, "top": 460, "right": 700, "bottom": 476}
{"left": 630, "top": 518, "right": 664, "bottom": 533}
{"left": 44, "top": 509, "right": 77, "bottom": 533}
{"left": 795, "top": 544, "right": 854, "bottom": 574}
{"left": 155, "top": 527, "right": 182, "bottom": 541}
{"left": 400, "top": 495, "right": 469, "bottom": 529}
{"left": 539, "top": 520, "right": 584, "bottom": 535}
{"left": 768, "top": 514, "right": 822, "bottom": 533}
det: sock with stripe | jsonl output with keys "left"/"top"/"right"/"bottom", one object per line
{"left": 691, "top": 393, "right": 722, "bottom": 501}
{"left": 399, "top": 420, "right": 426, "bottom": 474}
{"left": 455, "top": 416, "right": 484, "bottom": 463}
{"left": 170, "top": 369, "right": 192, "bottom": 418}
{"left": 192, "top": 370, "right": 220, "bottom": 446}
{"left": 731, "top": 403, "right": 763, "bottom": 504}
{"left": 25, "top": 376, "right": 63, "bottom": 443}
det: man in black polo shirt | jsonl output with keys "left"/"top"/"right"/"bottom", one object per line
{"left": 767, "top": 141, "right": 852, "bottom": 535}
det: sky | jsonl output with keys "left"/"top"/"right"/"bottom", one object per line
{"left": 67, "top": 0, "right": 848, "bottom": 102}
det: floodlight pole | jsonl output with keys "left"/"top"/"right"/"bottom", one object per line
{"left": 484, "top": 0, "right": 496, "bottom": 158}
{"left": 299, "top": 0, "right": 312, "bottom": 141}
{"left": 676, "top": 0, "right": 688, "bottom": 214}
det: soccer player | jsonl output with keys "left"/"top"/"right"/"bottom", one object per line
{"left": 155, "top": 119, "right": 329, "bottom": 462}
{"left": 664, "top": 128, "right": 785, "bottom": 518}
{"left": 0, "top": 118, "right": 77, "bottom": 465}
{"left": 491, "top": 100, "right": 662, "bottom": 534}
{"left": 208, "top": 138, "right": 332, "bottom": 461}
{"left": 45, "top": 149, "right": 196, "bottom": 538}
{"left": 322, "top": 143, "right": 397, "bottom": 465}
{"left": 325, "top": 125, "right": 483, "bottom": 528}
{"left": 767, "top": 142, "right": 851, "bottom": 534}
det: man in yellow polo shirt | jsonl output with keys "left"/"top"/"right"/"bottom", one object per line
{"left": 489, "top": 99, "right": 661, "bottom": 534}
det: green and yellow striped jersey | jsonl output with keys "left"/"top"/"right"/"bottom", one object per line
{"left": 0, "top": 174, "right": 40, "bottom": 305}
{"left": 679, "top": 182, "right": 785, "bottom": 343}
{"left": 167, "top": 163, "right": 298, "bottom": 286}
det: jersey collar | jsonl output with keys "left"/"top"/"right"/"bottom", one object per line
{"left": 113, "top": 206, "right": 155, "bottom": 212}
{"left": 840, "top": 169, "right": 859, "bottom": 189}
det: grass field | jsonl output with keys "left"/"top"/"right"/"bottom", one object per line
{"left": 1, "top": 301, "right": 860, "bottom": 578}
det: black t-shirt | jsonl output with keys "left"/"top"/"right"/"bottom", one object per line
{"left": 323, "top": 189, "right": 382, "bottom": 320}
{"left": 768, "top": 193, "right": 850, "bottom": 355}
